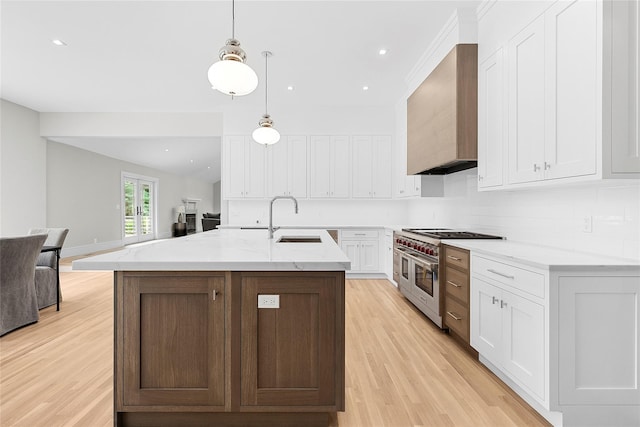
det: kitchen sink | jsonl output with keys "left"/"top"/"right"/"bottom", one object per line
{"left": 276, "top": 236, "right": 322, "bottom": 243}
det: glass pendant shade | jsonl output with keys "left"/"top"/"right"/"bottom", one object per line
{"left": 252, "top": 123, "right": 280, "bottom": 145}
{"left": 208, "top": 58, "right": 258, "bottom": 96}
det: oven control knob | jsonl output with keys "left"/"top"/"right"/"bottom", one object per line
{"left": 427, "top": 249, "right": 434, "bottom": 255}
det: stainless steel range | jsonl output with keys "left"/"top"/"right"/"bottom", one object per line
{"left": 393, "top": 228, "right": 502, "bottom": 327}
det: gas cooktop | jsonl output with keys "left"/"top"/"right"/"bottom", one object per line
{"left": 402, "top": 228, "right": 503, "bottom": 240}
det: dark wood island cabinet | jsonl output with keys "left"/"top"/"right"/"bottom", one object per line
{"left": 114, "top": 270, "right": 345, "bottom": 427}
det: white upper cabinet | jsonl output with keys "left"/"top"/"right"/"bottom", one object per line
{"left": 267, "top": 135, "right": 308, "bottom": 198}
{"left": 223, "top": 136, "right": 266, "bottom": 199}
{"left": 309, "top": 135, "right": 350, "bottom": 198}
{"left": 351, "top": 135, "right": 392, "bottom": 199}
{"left": 507, "top": 14, "right": 546, "bottom": 184}
{"left": 477, "top": 0, "right": 640, "bottom": 191}
{"left": 544, "top": 0, "right": 598, "bottom": 180}
{"left": 478, "top": 48, "right": 505, "bottom": 188}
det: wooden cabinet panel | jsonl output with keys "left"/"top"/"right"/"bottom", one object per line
{"left": 120, "top": 273, "right": 225, "bottom": 407}
{"left": 407, "top": 44, "right": 477, "bottom": 175}
{"left": 240, "top": 273, "right": 344, "bottom": 409}
{"left": 442, "top": 245, "right": 472, "bottom": 350}
{"left": 443, "top": 246, "right": 470, "bottom": 271}
{"left": 445, "top": 296, "right": 469, "bottom": 343}
{"left": 445, "top": 266, "right": 468, "bottom": 304}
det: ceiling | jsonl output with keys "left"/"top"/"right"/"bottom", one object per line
{"left": 1, "top": 0, "right": 479, "bottom": 183}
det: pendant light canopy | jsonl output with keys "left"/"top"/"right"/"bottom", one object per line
{"left": 208, "top": 0, "right": 257, "bottom": 97}
{"left": 252, "top": 51, "right": 280, "bottom": 145}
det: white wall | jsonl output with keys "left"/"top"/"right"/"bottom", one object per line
{"left": 213, "top": 181, "right": 221, "bottom": 213}
{"left": 47, "top": 141, "right": 214, "bottom": 255}
{"left": 227, "top": 199, "right": 407, "bottom": 228}
{"left": 0, "top": 100, "right": 47, "bottom": 236}
{"left": 407, "top": 169, "right": 640, "bottom": 260}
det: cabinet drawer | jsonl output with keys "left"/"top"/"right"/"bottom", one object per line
{"left": 444, "top": 246, "right": 470, "bottom": 271}
{"left": 445, "top": 297, "right": 469, "bottom": 342}
{"left": 445, "top": 266, "right": 469, "bottom": 304}
{"left": 473, "top": 256, "right": 545, "bottom": 299}
{"left": 341, "top": 229, "right": 379, "bottom": 239}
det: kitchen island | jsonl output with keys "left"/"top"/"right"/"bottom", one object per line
{"left": 73, "top": 229, "right": 350, "bottom": 427}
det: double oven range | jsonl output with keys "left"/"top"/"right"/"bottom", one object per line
{"left": 393, "top": 228, "right": 502, "bottom": 327}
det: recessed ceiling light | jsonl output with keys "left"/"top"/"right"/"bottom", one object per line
{"left": 379, "top": 49, "right": 387, "bottom": 55}
{"left": 52, "top": 39, "right": 67, "bottom": 46}
{"left": 362, "top": 86, "right": 369, "bottom": 91}
{"left": 190, "top": 159, "right": 194, "bottom": 163}
{"left": 164, "top": 148, "right": 169, "bottom": 152}
{"left": 207, "top": 166, "right": 211, "bottom": 169}
{"left": 287, "top": 86, "right": 294, "bottom": 91}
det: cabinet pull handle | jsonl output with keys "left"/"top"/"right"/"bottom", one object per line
{"left": 500, "top": 300, "right": 508, "bottom": 309}
{"left": 533, "top": 163, "right": 541, "bottom": 172}
{"left": 447, "top": 280, "right": 462, "bottom": 288}
{"left": 447, "top": 255, "right": 462, "bottom": 261}
{"left": 487, "top": 269, "right": 514, "bottom": 279}
{"left": 492, "top": 296, "right": 499, "bottom": 305}
{"left": 447, "top": 311, "right": 462, "bottom": 321}
{"left": 544, "top": 162, "right": 551, "bottom": 170}
{"left": 212, "top": 290, "right": 218, "bottom": 301}
{"left": 355, "top": 233, "right": 366, "bottom": 236}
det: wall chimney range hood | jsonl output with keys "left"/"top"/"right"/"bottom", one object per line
{"left": 407, "top": 44, "right": 478, "bottom": 175}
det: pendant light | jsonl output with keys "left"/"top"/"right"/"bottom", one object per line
{"left": 207, "top": 0, "right": 258, "bottom": 97}
{"left": 252, "top": 51, "right": 280, "bottom": 145}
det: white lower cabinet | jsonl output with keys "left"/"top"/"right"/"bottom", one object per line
{"left": 339, "top": 229, "right": 380, "bottom": 273}
{"left": 470, "top": 250, "right": 640, "bottom": 426}
{"left": 473, "top": 277, "right": 544, "bottom": 399}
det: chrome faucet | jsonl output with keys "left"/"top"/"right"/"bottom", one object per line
{"left": 269, "top": 196, "right": 299, "bottom": 239}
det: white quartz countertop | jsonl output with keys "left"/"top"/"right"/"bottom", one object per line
{"left": 219, "top": 224, "right": 406, "bottom": 230}
{"left": 72, "top": 229, "right": 351, "bottom": 272}
{"left": 442, "top": 239, "right": 640, "bottom": 270}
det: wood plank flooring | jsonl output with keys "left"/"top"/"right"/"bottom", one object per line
{"left": 0, "top": 267, "right": 550, "bottom": 427}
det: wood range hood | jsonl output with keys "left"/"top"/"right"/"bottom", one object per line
{"left": 407, "top": 44, "right": 478, "bottom": 175}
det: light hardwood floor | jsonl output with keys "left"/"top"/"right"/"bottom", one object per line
{"left": 0, "top": 266, "right": 550, "bottom": 427}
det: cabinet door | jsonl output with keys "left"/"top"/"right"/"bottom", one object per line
{"left": 340, "top": 240, "right": 360, "bottom": 271}
{"left": 544, "top": 0, "right": 598, "bottom": 179}
{"left": 268, "top": 139, "right": 289, "bottom": 197}
{"left": 372, "top": 136, "right": 392, "bottom": 198}
{"left": 351, "top": 136, "right": 374, "bottom": 198}
{"left": 507, "top": 15, "right": 546, "bottom": 184}
{"left": 224, "top": 136, "right": 247, "bottom": 198}
{"left": 240, "top": 273, "right": 342, "bottom": 408}
{"left": 478, "top": 48, "right": 505, "bottom": 188}
{"left": 309, "top": 136, "right": 332, "bottom": 198}
{"left": 359, "top": 240, "right": 380, "bottom": 272}
{"left": 471, "top": 277, "right": 502, "bottom": 363}
{"left": 501, "top": 289, "right": 545, "bottom": 399}
{"left": 331, "top": 136, "right": 351, "bottom": 198}
{"left": 288, "top": 136, "right": 308, "bottom": 198}
{"left": 245, "top": 141, "right": 266, "bottom": 198}
{"left": 121, "top": 274, "right": 225, "bottom": 407}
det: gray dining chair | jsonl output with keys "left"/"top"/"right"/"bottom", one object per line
{"left": 0, "top": 234, "right": 47, "bottom": 336}
{"left": 28, "top": 228, "right": 69, "bottom": 309}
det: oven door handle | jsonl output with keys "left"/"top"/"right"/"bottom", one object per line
{"left": 394, "top": 249, "right": 438, "bottom": 271}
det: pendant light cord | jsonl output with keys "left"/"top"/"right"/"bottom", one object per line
{"left": 231, "top": 0, "right": 235, "bottom": 40}
{"left": 264, "top": 53, "right": 269, "bottom": 115}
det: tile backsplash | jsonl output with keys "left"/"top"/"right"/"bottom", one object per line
{"left": 408, "top": 169, "right": 640, "bottom": 260}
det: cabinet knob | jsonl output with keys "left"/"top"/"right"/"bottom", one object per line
{"left": 492, "top": 296, "right": 499, "bottom": 305}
